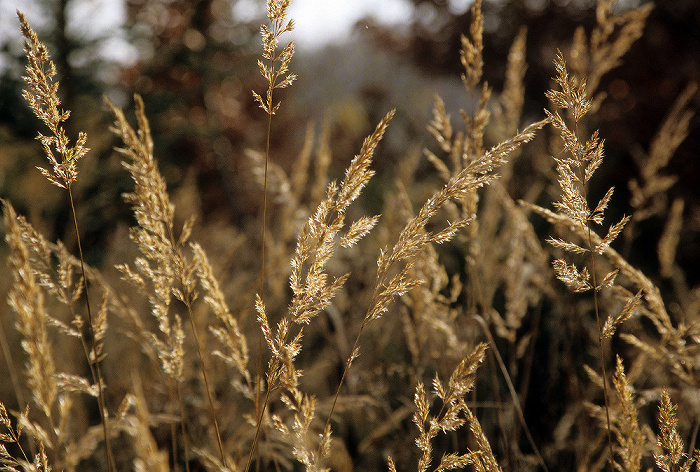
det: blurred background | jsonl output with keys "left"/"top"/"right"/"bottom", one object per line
{"left": 0, "top": 0, "right": 698, "bottom": 268}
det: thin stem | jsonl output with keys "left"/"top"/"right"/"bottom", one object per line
{"left": 252, "top": 105, "right": 273, "bottom": 472}
{"left": 184, "top": 298, "right": 226, "bottom": 466}
{"left": 319, "top": 249, "right": 405, "bottom": 460}
{"left": 4, "top": 418, "right": 31, "bottom": 464}
{"left": 474, "top": 315, "right": 549, "bottom": 472}
{"left": 259, "top": 98, "right": 272, "bottom": 305}
{"left": 249, "top": 19, "right": 278, "bottom": 467}
{"left": 574, "top": 123, "right": 614, "bottom": 472}
{"left": 587, "top": 224, "right": 615, "bottom": 472}
{"left": 159, "top": 205, "right": 226, "bottom": 467}
{"left": 245, "top": 382, "right": 273, "bottom": 472}
{"left": 169, "top": 383, "right": 178, "bottom": 469}
{"left": 67, "top": 186, "right": 114, "bottom": 472}
{"left": 322, "top": 321, "right": 365, "bottom": 444}
{"left": 318, "top": 270, "right": 391, "bottom": 460}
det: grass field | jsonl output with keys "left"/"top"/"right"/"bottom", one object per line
{"left": 1, "top": 1, "right": 699, "bottom": 471}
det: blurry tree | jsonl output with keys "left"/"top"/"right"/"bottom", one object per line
{"left": 120, "top": 0, "right": 283, "bottom": 224}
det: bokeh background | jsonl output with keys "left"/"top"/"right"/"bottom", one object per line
{"left": 1, "top": 0, "right": 698, "bottom": 267}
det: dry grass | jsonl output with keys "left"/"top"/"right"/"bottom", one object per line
{"left": 1, "top": 1, "right": 699, "bottom": 471}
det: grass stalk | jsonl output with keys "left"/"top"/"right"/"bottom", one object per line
{"left": 580, "top": 169, "right": 615, "bottom": 472}
{"left": 543, "top": 52, "right": 628, "bottom": 471}
{"left": 247, "top": 2, "right": 297, "bottom": 469}
{"left": 474, "top": 315, "right": 549, "bottom": 472}
{"left": 183, "top": 297, "right": 226, "bottom": 466}
{"left": 68, "top": 186, "right": 115, "bottom": 472}
{"left": 17, "top": 11, "right": 115, "bottom": 470}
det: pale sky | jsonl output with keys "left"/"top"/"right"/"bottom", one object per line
{"left": 1, "top": 0, "right": 474, "bottom": 69}
{"left": 287, "top": 0, "right": 415, "bottom": 49}
{"left": 286, "top": 0, "right": 473, "bottom": 49}
{"left": 3, "top": 0, "right": 418, "bottom": 55}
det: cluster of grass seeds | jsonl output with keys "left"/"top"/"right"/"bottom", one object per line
{"left": 2, "top": 0, "right": 699, "bottom": 471}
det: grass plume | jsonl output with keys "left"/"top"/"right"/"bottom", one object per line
{"left": 16, "top": 11, "right": 113, "bottom": 471}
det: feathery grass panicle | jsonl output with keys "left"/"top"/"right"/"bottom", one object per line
{"left": 256, "top": 303, "right": 322, "bottom": 470}
{"left": 383, "top": 117, "right": 546, "bottom": 287}
{"left": 425, "top": 96, "right": 463, "bottom": 186}
{"left": 498, "top": 26, "right": 528, "bottom": 137}
{"left": 11, "top": 214, "right": 83, "bottom": 316}
{"left": 1, "top": 202, "right": 95, "bottom": 470}
{"left": 247, "top": 121, "right": 343, "bottom": 292}
{"left": 635, "top": 83, "right": 696, "bottom": 201}
{"left": 568, "top": 0, "right": 652, "bottom": 107}
{"left": 192, "top": 242, "right": 252, "bottom": 394}
{"left": 1, "top": 441, "right": 52, "bottom": 472}
{"left": 106, "top": 95, "right": 186, "bottom": 381}
{"left": 411, "top": 343, "right": 491, "bottom": 472}
{"left": 654, "top": 390, "right": 693, "bottom": 472}
{"left": 427, "top": 1, "right": 545, "bottom": 347}
{"left": 460, "top": 0, "right": 490, "bottom": 168}
{"left": 5, "top": 2, "right": 697, "bottom": 471}
{"left": 588, "top": 0, "right": 653, "bottom": 97}
{"left": 128, "top": 382, "right": 170, "bottom": 472}
{"left": 288, "top": 109, "right": 393, "bottom": 335}
{"left": 310, "top": 118, "right": 334, "bottom": 206}
{"left": 0, "top": 402, "right": 31, "bottom": 472}
{"left": 9, "top": 213, "right": 111, "bottom": 369}
{"left": 542, "top": 50, "right": 628, "bottom": 471}
{"left": 285, "top": 110, "right": 394, "bottom": 333}
{"left": 543, "top": 52, "right": 629, "bottom": 290}
{"left": 401, "top": 240, "right": 464, "bottom": 364}
{"left": 367, "top": 117, "right": 546, "bottom": 471}
{"left": 3, "top": 201, "right": 57, "bottom": 431}
{"left": 460, "top": 0, "right": 483, "bottom": 95}
{"left": 250, "top": 111, "right": 393, "bottom": 471}
{"left": 521, "top": 200, "right": 674, "bottom": 337}
{"left": 17, "top": 11, "right": 88, "bottom": 190}
{"left": 492, "top": 187, "right": 551, "bottom": 342}
{"left": 602, "top": 290, "right": 642, "bottom": 339}
{"left": 3, "top": 202, "right": 120, "bottom": 471}
{"left": 657, "top": 198, "right": 685, "bottom": 279}
{"left": 426, "top": 0, "right": 489, "bottom": 186}
{"left": 7, "top": 213, "right": 146, "bottom": 336}
{"left": 107, "top": 94, "right": 229, "bottom": 465}
{"left": 17, "top": 13, "right": 113, "bottom": 469}
{"left": 285, "top": 122, "right": 331, "bottom": 242}
{"left": 546, "top": 52, "right": 591, "bottom": 124}
{"left": 291, "top": 122, "right": 316, "bottom": 201}
{"left": 427, "top": 95, "right": 453, "bottom": 157}
{"left": 275, "top": 388, "right": 330, "bottom": 472}
{"left": 253, "top": 0, "right": 296, "bottom": 116}
{"left": 251, "top": 3, "right": 297, "bottom": 465}
{"left": 611, "top": 356, "right": 644, "bottom": 472}
{"left": 463, "top": 407, "right": 500, "bottom": 472}
{"left": 336, "top": 112, "right": 392, "bottom": 211}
